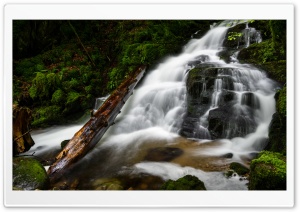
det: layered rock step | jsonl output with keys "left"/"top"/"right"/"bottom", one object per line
{"left": 181, "top": 65, "right": 260, "bottom": 140}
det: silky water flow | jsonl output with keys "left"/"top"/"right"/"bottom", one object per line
{"left": 27, "top": 21, "right": 279, "bottom": 190}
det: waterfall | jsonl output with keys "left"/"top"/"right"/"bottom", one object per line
{"left": 28, "top": 21, "right": 279, "bottom": 190}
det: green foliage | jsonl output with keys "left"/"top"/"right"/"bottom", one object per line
{"left": 227, "top": 32, "right": 243, "bottom": 41}
{"left": 13, "top": 157, "right": 49, "bottom": 190}
{"left": 66, "top": 91, "right": 82, "bottom": 106}
{"left": 269, "top": 20, "right": 286, "bottom": 53}
{"left": 29, "top": 72, "right": 61, "bottom": 101}
{"left": 51, "top": 89, "right": 66, "bottom": 105}
{"left": 249, "top": 151, "right": 286, "bottom": 190}
{"left": 31, "top": 105, "right": 62, "bottom": 127}
{"left": 160, "top": 175, "right": 206, "bottom": 190}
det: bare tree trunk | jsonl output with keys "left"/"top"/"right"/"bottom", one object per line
{"left": 47, "top": 65, "right": 146, "bottom": 183}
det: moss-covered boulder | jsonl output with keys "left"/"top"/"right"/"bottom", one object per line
{"left": 92, "top": 178, "right": 124, "bottom": 190}
{"left": 248, "top": 151, "right": 286, "bottom": 190}
{"left": 160, "top": 175, "right": 206, "bottom": 190}
{"left": 229, "top": 162, "right": 249, "bottom": 176}
{"left": 13, "top": 157, "right": 49, "bottom": 190}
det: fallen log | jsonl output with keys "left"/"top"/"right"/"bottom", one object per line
{"left": 47, "top": 65, "right": 146, "bottom": 182}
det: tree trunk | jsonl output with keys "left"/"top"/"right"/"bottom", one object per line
{"left": 13, "top": 105, "right": 35, "bottom": 155}
{"left": 47, "top": 65, "right": 146, "bottom": 183}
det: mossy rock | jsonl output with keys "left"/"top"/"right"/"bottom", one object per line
{"left": 265, "top": 113, "right": 286, "bottom": 155}
{"left": 92, "top": 178, "right": 124, "bottom": 190}
{"left": 160, "top": 175, "right": 206, "bottom": 190}
{"left": 265, "top": 86, "right": 286, "bottom": 155}
{"left": 13, "top": 157, "right": 49, "bottom": 190}
{"left": 248, "top": 151, "right": 286, "bottom": 190}
{"left": 276, "top": 85, "right": 286, "bottom": 117}
{"left": 229, "top": 162, "right": 249, "bottom": 176}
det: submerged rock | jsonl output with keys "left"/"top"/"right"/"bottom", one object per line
{"left": 13, "top": 157, "right": 49, "bottom": 190}
{"left": 121, "top": 174, "right": 164, "bottom": 190}
{"left": 248, "top": 151, "right": 286, "bottom": 190}
{"left": 160, "top": 175, "right": 206, "bottom": 190}
{"left": 93, "top": 178, "right": 124, "bottom": 190}
{"left": 144, "top": 147, "right": 183, "bottom": 162}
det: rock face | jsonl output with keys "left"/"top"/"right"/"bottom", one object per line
{"left": 181, "top": 65, "right": 258, "bottom": 140}
{"left": 13, "top": 157, "right": 49, "bottom": 190}
{"left": 248, "top": 151, "right": 286, "bottom": 190}
{"left": 160, "top": 175, "right": 206, "bottom": 190}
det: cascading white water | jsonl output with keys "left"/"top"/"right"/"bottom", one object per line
{"left": 28, "top": 21, "right": 279, "bottom": 190}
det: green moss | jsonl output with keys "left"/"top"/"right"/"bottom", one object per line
{"left": 160, "top": 175, "right": 206, "bottom": 190}
{"left": 248, "top": 151, "right": 286, "bottom": 190}
{"left": 29, "top": 72, "right": 61, "bottom": 101}
{"left": 66, "top": 91, "right": 82, "bottom": 105}
{"left": 13, "top": 157, "right": 49, "bottom": 190}
{"left": 51, "top": 89, "right": 66, "bottom": 105}
{"left": 276, "top": 85, "right": 286, "bottom": 117}
{"left": 229, "top": 162, "right": 249, "bottom": 176}
{"left": 32, "top": 105, "right": 62, "bottom": 127}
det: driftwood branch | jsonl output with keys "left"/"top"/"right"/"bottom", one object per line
{"left": 47, "top": 65, "right": 146, "bottom": 183}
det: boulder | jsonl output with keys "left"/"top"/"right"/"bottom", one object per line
{"left": 92, "top": 178, "right": 124, "bottom": 190}
{"left": 13, "top": 157, "right": 49, "bottom": 190}
{"left": 229, "top": 162, "right": 249, "bottom": 176}
{"left": 160, "top": 175, "right": 206, "bottom": 190}
{"left": 265, "top": 113, "right": 286, "bottom": 155}
{"left": 248, "top": 151, "right": 286, "bottom": 190}
{"left": 208, "top": 106, "right": 256, "bottom": 139}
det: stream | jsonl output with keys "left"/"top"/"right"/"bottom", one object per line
{"left": 25, "top": 20, "right": 280, "bottom": 190}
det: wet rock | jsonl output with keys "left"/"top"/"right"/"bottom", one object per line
{"left": 160, "top": 175, "right": 206, "bottom": 190}
{"left": 121, "top": 173, "right": 164, "bottom": 190}
{"left": 229, "top": 162, "right": 249, "bottom": 176}
{"left": 208, "top": 106, "right": 256, "bottom": 139}
{"left": 93, "top": 178, "right": 124, "bottom": 190}
{"left": 265, "top": 112, "right": 286, "bottom": 155}
{"left": 13, "top": 157, "right": 49, "bottom": 190}
{"left": 187, "top": 55, "right": 209, "bottom": 67}
{"left": 144, "top": 147, "right": 183, "bottom": 162}
{"left": 222, "top": 153, "right": 233, "bottom": 158}
{"left": 241, "top": 92, "right": 260, "bottom": 109}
